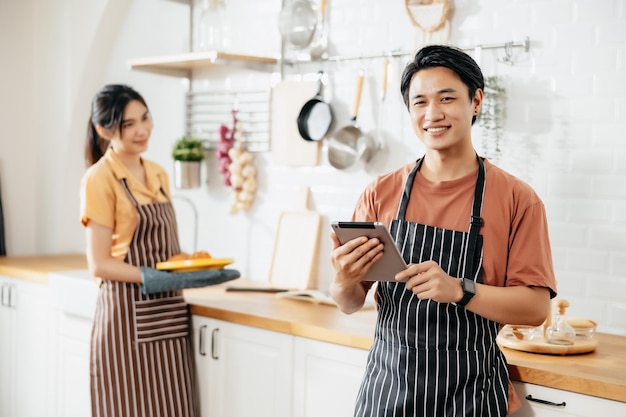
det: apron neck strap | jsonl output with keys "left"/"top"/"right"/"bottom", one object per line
{"left": 396, "top": 155, "right": 486, "bottom": 278}
{"left": 465, "top": 156, "right": 485, "bottom": 279}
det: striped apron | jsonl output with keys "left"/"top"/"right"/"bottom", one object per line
{"left": 354, "top": 157, "right": 509, "bottom": 417}
{"left": 90, "top": 179, "right": 197, "bottom": 417}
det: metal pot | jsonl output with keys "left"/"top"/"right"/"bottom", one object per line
{"left": 327, "top": 72, "right": 378, "bottom": 169}
{"left": 174, "top": 160, "right": 202, "bottom": 189}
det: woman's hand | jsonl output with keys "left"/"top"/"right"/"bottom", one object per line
{"left": 395, "top": 260, "right": 463, "bottom": 304}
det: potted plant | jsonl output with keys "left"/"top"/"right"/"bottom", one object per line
{"left": 172, "top": 135, "right": 205, "bottom": 189}
{"left": 478, "top": 75, "right": 506, "bottom": 162}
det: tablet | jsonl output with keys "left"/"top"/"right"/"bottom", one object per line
{"left": 331, "top": 221, "right": 408, "bottom": 281}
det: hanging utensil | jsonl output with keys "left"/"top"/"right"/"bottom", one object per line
{"left": 278, "top": 0, "right": 318, "bottom": 50}
{"left": 297, "top": 71, "right": 333, "bottom": 142}
{"left": 309, "top": 0, "right": 329, "bottom": 60}
{"left": 327, "top": 71, "right": 378, "bottom": 170}
{"left": 376, "top": 58, "right": 390, "bottom": 145}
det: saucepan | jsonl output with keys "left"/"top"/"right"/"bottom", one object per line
{"left": 327, "top": 71, "right": 378, "bottom": 170}
{"left": 297, "top": 71, "right": 333, "bottom": 142}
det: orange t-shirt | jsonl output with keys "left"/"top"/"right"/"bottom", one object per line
{"left": 80, "top": 148, "right": 173, "bottom": 260}
{"left": 353, "top": 158, "right": 557, "bottom": 294}
{"left": 352, "top": 158, "right": 557, "bottom": 415}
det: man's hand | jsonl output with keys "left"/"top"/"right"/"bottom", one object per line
{"left": 328, "top": 231, "right": 384, "bottom": 313}
{"left": 395, "top": 260, "right": 463, "bottom": 304}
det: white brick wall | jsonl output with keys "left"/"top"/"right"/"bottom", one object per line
{"left": 4, "top": 0, "right": 624, "bottom": 335}
{"left": 170, "top": 0, "right": 626, "bottom": 335}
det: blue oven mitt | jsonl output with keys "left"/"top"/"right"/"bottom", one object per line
{"left": 140, "top": 267, "right": 241, "bottom": 295}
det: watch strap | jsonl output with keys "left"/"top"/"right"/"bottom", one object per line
{"left": 458, "top": 278, "right": 475, "bottom": 307}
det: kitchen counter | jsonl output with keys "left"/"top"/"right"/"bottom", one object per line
{"left": 1, "top": 254, "right": 625, "bottom": 403}
{"left": 187, "top": 282, "right": 626, "bottom": 403}
{"left": 0, "top": 253, "right": 87, "bottom": 283}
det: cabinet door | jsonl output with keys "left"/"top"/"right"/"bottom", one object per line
{"left": 0, "top": 277, "right": 53, "bottom": 417}
{"left": 293, "top": 337, "right": 369, "bottom": 417}
{"left": 192, "top": 315, "right": 214, "bottom": 417}
{"left": 0, "top": 276, "right": 17, "bottom": 417}
{"left": 14, "top": 279, "right": 54, "bottom": 417}
{"left": 513, "top": 381, "right": 626, "bottom": 416}
{"left": 210, "top": 319, "right": 294, "bottom": 417}
{"left": 53, "top": 312, "right": 93, "bottom": 417}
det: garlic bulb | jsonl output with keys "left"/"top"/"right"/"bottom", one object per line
{"left": 228, "top": 130, "right": 258, "bottom": 214}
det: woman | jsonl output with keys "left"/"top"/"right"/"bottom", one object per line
{"left": 81, "top": 84, "right": 238, "bottom": 417}
{"left": 329, "top": 46, "right": 557, "bottom": 416}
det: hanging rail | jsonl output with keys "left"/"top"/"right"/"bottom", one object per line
{"left": 284, "top": 37, "right": 530, "bottom": 65}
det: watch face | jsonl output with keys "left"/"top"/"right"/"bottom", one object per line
{"left": 464, "top": 278, "right": 476, "bottom": 293}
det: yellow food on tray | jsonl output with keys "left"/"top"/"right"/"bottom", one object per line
{"left": 190, "top": 250, "right": 212, "bottom": 259}
{"left": 157, "top": 250, "right": 232, "bottom": 272}
{"left": 167, "top": 252, "right": 190, "bottom": 262}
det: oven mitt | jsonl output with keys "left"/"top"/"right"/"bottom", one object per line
{"left": 140, "top": 267, "right": 241, "bottom": 295}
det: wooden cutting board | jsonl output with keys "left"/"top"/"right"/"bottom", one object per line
{"left": 497, "top": 329, "right": 598, "bottom": 355}
{"left": 268, "top": 209, "right": 322, "bottom": 290}
{"left": 270, "top": 80, "right": 320, "bottom": 166}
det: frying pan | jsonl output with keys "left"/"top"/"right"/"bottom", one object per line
{"left": 297, "top": 71, "right": 333, "bottom": 142}
{"left": 327, "top": 71, "right": 378, "bottom": 170}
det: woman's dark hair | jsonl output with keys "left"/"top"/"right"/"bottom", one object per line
{"left": 400, "top": 45, "right": 485, "bottom": 125}
{"left": 84, "top": 84, "right": 148, "bottom": 167}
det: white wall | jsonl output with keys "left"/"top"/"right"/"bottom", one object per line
{"left": 1, "top": 0, "right": 625, "bottom": 335}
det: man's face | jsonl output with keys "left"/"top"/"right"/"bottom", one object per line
{"left": 407, "top": 66, "right": 482, "bottom": 154}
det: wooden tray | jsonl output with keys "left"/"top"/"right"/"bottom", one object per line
{"left": 497, "top": 328, "right": 598, "bottom": 355}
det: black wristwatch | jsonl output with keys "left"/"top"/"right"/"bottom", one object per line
{"left": 457, "top": 278, "right": 476, "bottom": 307}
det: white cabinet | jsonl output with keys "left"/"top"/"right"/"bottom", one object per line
{"left": 293, "top": 337, "right": 369, "bottom": 417}
{"left": 52, "top": 311, "right": 93, "bottom": 417}
{"left": 192, "top": 316, "right": 294, "bottom": 417}
{"left": 48, "top": 269, "right": 98, "bottom": 417}
{"left": 513, "top": 381, "right": 626, "bottom": 416}
{"left": 0, "top": 275, "right": 53, "bottom": 417}
{"left": 0, "top": 275, "right": 16, "bottom": 417}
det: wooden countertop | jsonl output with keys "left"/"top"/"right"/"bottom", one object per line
{"left": 502, "top": 334, "right": 626, "bottom": 403}
{"left": 186, "top": 282, "right": 626, "bottom": 403}
{"left": 1, "top": 255, "right": 625, "bottom": 403}
{"left": 0, "top": 253, "right": 87, "bottom": 283}
{"left": 185, "top": 282, "right": 378, "bottom": 350}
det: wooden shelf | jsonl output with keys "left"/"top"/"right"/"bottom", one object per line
{"left": 128, "top": 51, "right": 279, "bottom": 77}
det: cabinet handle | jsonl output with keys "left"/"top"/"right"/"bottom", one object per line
{"left": 198, "top": 325, "right": 207, "bottom": 356}
{"left": 8, "top": 284, "right": 15, "bottom": 308}
{"left": 0, "top": 284, "right": 12, "bottom": 308}
{"left": 211, "top": 328, "right": 219, "bottom": 360}
{"left": 525, "top": 395, "right": 566, "bottom": 407}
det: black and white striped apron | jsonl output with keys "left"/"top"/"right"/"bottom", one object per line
{"left": 354, "top": 157, "right": 509, "bottom": 417}
{"left": 90, "top": 179, "right": 197, "bottom": 417}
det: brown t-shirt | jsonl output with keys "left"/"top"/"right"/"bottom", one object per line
{"left": 353, "top": 158, "right": 557, "bottom": 295}
{"left": 352, "top": 158, "right": 557, "bottom": 415}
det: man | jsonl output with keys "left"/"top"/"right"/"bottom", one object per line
{"left": 329, "top": 45, "right": 557, "bottom": 417}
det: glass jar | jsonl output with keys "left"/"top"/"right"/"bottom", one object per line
{"left": 545, "top": 299, "right": 576, "bottom": 346}
{"left": 197, "top": 0, "right": 228, "bottom": 51}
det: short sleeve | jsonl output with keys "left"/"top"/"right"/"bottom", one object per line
{"left": 506, "top": 200, "right": 557, "bottom": 298}
{"left": 80, "top": 169, "right": 115, "bottom": 229}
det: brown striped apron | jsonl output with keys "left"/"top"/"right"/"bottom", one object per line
{"left": 90, "top": 179, "right": 197, "bottom": 417}
{"left": 354, "top": 157, "right": 509, "bottom": 417}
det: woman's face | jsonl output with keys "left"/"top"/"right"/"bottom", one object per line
{"left": 107, "top": 99, "right": 153, "bottom": 157}
{"left": 407, "top": 66, "right": 482, "bottom": 154}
